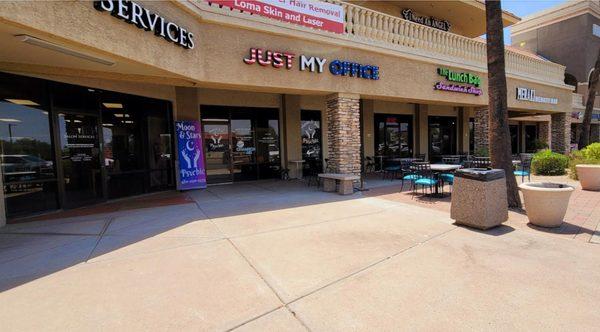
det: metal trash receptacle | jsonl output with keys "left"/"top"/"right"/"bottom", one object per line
{"left": 450, "top": 168, "right": 508, "bottom": 230}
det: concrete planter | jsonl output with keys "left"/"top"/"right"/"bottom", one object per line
{"left": 519, "top": 182, "right": 574, "bottom": 228}
{"left": 576, "top": 165, "right": 600, "bottom": 191}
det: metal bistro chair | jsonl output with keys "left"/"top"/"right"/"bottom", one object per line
{"left": 382, "top": 159, "right": 402, "bottom": 181}
{"left": 471, "top": 157, "right": 491, "bottom": 169}
{"left": 399, "top": 159, "right": 417, "bottom": 191}
{"left": 364, "top": 156, "right": 376, "bottom": 174}
{"left": 304, "top": 159, "right": 322, "bottom": 187}
{"left": 514, "top": 154, "right": 533, "bottom": 182}
{"left": 412, "top": 162, "right": 438, "bottom": 197}
{"left": 440, "top": 157, "right": 460, "bottom": 192}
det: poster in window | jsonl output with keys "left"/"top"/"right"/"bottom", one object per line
{"left": 176, "top": 120, "right": 207, "bottom": 190}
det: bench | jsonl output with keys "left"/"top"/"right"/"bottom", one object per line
{"left": 318, "top": 173, "right": 360, "bottom": 195}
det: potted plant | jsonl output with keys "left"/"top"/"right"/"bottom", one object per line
{"left": 519, "top": 182, "right": 574, "bottom": 227}
{"left": 570, "top": 143, "right": 600, "bottom": 191}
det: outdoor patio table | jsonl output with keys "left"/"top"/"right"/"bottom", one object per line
{"left": 430, "top": 164, "right": 462, "bottom": 196}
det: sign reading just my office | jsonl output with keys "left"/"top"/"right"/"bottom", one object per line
{"left": 242, "top": 47, "right": 380, "bottom": 80}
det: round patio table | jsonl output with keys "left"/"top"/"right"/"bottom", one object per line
{"left": 429, "top": 164, "right": 462, "bottom": 197}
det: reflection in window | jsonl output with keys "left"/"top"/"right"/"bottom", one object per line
{"left": 301, "top": 110, "right": 322, "bottom": 162}
{"left": 0, "top": 73, "right": 58, "bottom": 216}
{"left": 374, "top": 114, "right": 413, "bottom": 158}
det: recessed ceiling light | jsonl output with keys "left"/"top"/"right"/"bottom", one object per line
{"left": 4, "top": 99, "right": 40, "bottom": 106}
{"left": 102, "top": 123, "right": 114, "bottom": 127}
{"left": 103, "top": 103, "right": 123, "bottom": 109}
{"left": 0, "top": 118, "right": 22, "bottom": 123}
{"left": 114, "top": 113, "right": 125, "bottom": 118}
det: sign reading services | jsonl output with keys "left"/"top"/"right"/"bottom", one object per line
{"left": 175, "top": 121, "right": 207, "bottom": 190}
{"left": 93, "top": 0, "right": 195, "bottom": 49}
{"left": 516, "top": 87, "right": 558, "bottom": 105}
{"left": 214, "top": 0, "right": 345, "bottom": 34}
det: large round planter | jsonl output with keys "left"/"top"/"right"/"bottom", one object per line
{"left": 576, "top": 165, "right": 600, "bottom": 191}
{"left": 519, "top": 182, "right": 574, "bottom": 228}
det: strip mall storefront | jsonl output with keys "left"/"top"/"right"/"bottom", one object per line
{"left": 0, "top": 0, "right": 575, "bottom": 222}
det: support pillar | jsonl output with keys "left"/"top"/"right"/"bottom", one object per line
{"left": 283, "top": 95, "right": 302, "bottom": 178}
{"left": 474, "top": 108, "right": 489, "bottom": 155}
{"left": 175, "top": 87, "right": 199, "bottom": 121}
{"left": 538, "top": 121, "right": 551, "bottom": 148}
{"left": 415, "top": 104, "right": 429, "bottom": 159}
{"left": 551, "top": 112, "right": 571, "bottom": 154}
{"left": 326, "top": 93, "right": 361, "bottom": 174}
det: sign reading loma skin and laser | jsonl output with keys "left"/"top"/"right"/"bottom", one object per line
{"left": 243, "top": 47, "right": 379, "bottom": 80}
{"left": 434, "top": 68, "right": 482, "bottom": 96}
{"left": 93, "top": 0, "right": 195, "bottom": 49}
{"left": 516, "top": 87, "right": 558, "bottom": 105}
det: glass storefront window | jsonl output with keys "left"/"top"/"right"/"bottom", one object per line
{"left": 374, "top": 114, "right": 413, "bottom": 158}
{"left": 0, "top": 73, "right": 58, "bottom": 217}
{"left": 101, "top": 94, "right": 173, "bottom": 198}
{"left": 201, "top": 106, "right": 280, "bottom": 184}
{"left": 525, "top": 125, "right": 538, "bottom": 153}
{"left": 510, "top": 125, "right": 520, "bottom": 154}
{"left": 301, "top": 110, "right": 322, "bottom": 162}
{"left": 0, "top": 71, "right": 174, "bottom": 219}
{"left": 428, "top": 116, "right": 457, "bottom": 162}
{"left": 469, "top": 118, "right": 475, "bottom": 154}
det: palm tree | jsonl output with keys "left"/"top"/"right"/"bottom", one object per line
{"left": 485, "top": 0, "right": 521, "bottom": 208}
{"left": 578, "top": 47, "right": 600, "bottom": 148}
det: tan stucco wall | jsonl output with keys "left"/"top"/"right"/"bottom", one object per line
{"left": 0, "top": 1, "right": 574, "bottom": 115}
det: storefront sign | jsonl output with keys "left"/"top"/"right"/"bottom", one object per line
{"left": 175, "top": 121, "right": 206, "bottom": 190}
{"left": 213, "top": 0, "right": 344, "bottom": 34}
{"left": 434, "top": 67, "right": 482, "bottom": 96}
{"left": 243, "top": 48, "right": 380, "bottom": 80}
{"left": 516, "top": 87, "right": 558, "bottom": 105}
{"left": 402, "top": 9, "right": 451, "bottom": 32}
{"left": 93, "top": 0, "right": 195, "bottom": 49}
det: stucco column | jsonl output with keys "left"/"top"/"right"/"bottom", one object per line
{"left": 591, "top": 123, "right": 600, "bottom": 143}
{"left": 551, "top": 112, "right": 571, "bottom": 154}
{"left": 361, "top": 99, "right": 375, "bottom": 159}
{"left": 175, "top": 87, "right": 199, "bottom": 121}
{"left": 283, "top": 95, "right": 302, "bottom": 178}
{"left": 538, "top": 121, "right": 551, "bottom": 148}
{"left": 326, "top": 93, "right": 361, "bottom": 174}
{"left": 415, "top": 104, "right": 429, "bottom": 158}
{"left": 474, "top": 108, "right": 489, "bottom": 155}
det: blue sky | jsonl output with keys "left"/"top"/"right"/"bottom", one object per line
{"left": 502, "top": 0, "right": 567, "bottom": 44}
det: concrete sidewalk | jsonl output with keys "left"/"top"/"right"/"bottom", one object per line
{"left": 1, "top": 180, "right": 600, "bottom": 331}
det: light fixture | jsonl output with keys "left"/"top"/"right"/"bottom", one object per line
{"left": 16, "top": 35, "right": 115, "bottom": 66}
{"left": 114, "top": 113, "right": 125, "bottom": 118}
{"left": 102, "top": 123, "right": 114, "bottom": 127}
{"left": 123, "top": 120, "right": 134, "bottom": 124}
{"left": 102, "top": 103, "right": 123, "bottom": 109}
{"left": 0, "top": 118, "right": 21, "bottom": 123}
{"left": 4, "top": 99, "right": 40, "bottom": 106}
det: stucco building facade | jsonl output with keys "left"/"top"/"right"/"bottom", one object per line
{"left": 0, "top": 0, "right": 579, "bottom": 222}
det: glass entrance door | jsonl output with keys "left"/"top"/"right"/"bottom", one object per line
{"left": 57, "top": 113, "right": 103, "bottom": 208}
{"left": 203, "top": 120, "right": 232, "bottom": 183}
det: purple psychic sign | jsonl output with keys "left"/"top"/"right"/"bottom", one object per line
{"left": 176, "top": 120, "right": 207, "bottom": 190}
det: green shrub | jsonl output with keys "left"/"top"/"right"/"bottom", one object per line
{"left": 581, "top": 142, "right": 600, "bottom": 160}
{"left": 531, "top": 149, "right": 569, "bottom": 176}
{"left": 569, "top": 146, "right": 600, "bottom": 180}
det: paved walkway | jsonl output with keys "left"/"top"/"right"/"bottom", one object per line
{"left": 1, "top": 179, "right": 600, "bottom": 330}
